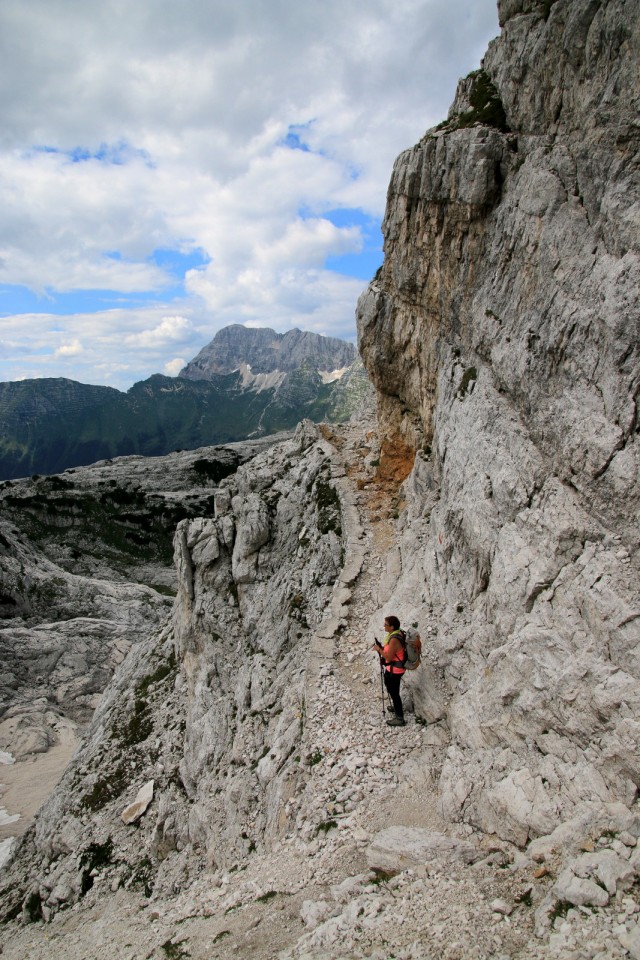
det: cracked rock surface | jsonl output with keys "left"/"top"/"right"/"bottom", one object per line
{"left": 0, "top": 416, "right": 639, "bottom": 960}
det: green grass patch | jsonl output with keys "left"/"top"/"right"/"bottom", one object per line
{"left": 515, "top": 888, "right": 533, "bottom": 907}
{"left": 316, "top": 819, "right": 338, "bottom": 834}
{"left": 80, "top": 762, "right": 128, "bottom": 811}
{"left": 549, "top": 900, "right": 571, "bottom": 923}
{"left": 256, "top": 890, "right": 278, "bottom": 904}
{"left": 457, "top": 71, "right": 509, "bottom": 132}
{"left": 457, "top": 367, "right": 477, "bottom": 400}
{"left": 137, "top": 651, "right": 177, "bottom": 698}
{"left": 160, "top": 940, "right": 190, "bottom": 959}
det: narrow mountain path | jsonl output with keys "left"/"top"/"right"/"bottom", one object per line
{"left": 1, "top": 419, "right": 584, "bottom": 960}
{"left": 265, "top": 420, "right": 538, "bottom": 959}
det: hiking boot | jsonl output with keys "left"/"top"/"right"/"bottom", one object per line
{"left": 386, "top": 716, "right": 405, "bottom": 727}
{"left": 386, "top": 706, "right": 396, "bottom": 714}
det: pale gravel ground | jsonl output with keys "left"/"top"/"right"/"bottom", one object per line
{"left": 0, "top": 716, "right": 80, "bottom": 842}
{"left": 0, "top": 421, "right": 637, "bottom": 960}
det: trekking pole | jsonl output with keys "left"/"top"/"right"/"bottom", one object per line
{"left": 372, "top": 637, "right": 387, "bottom": 717}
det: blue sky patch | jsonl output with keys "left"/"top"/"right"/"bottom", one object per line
{"left": 150, "top": 246, "right": 210, "bottom": 275}
{"left": 322, "top": 208, "right": 383, "bottom": 280}
{"left": 30, "top": 141, "right": 154, "bottom": 167}
{"left": 0, "top": 286, "right": 161, "bottom": 316}
{"left": 0, "top": 247, "right": 211, "bottom": 316}
{"left": 279, "top": 122, "right": 315, "bottom": 153}
{"left": 326, "top": 248, "right": 383, "bottom": 281}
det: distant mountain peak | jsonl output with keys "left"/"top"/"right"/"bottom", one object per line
{"left": 179, "top": 324, "right": 357, "bottom": 381}
{"left": 0, "top": 325, "right": 370, "bottom": 479}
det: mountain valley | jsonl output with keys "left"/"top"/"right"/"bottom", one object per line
{"left": 0, "top": 326, "right": 371, "bottom": 481}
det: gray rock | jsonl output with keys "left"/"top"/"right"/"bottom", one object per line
{"left": 527, "top": 802, "right": 640, "bottom": 862}
{"left": 367, "top": 826, "right": 481, "bottom": 872}
{"left": 572, "top": 848, "right": 635, "bottom": 895}
{"left": 180, "top": 324, "right": 356, "bottom": 380}
{"left": 300, "top": 899, "right": 333, "bottom": 928}
{"left": 1, "top": 422, "right": 347, "bottom": 916}
{"left": 618, "top": 925, "right": 640, "bottom": 960}
{"left": 121, "top": 780, "right": 154, "bottom": 825}
{"left": 553, "top": 867, "right": 610, "bottom": 907}
{"left": 490, "top": 898, "right": 513, "bottom": 916}
{"left": 357, "top": 0, "right": 640, "bottom": 849}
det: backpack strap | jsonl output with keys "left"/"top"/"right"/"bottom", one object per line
{"left": 385, "top": 630, "right": 407, "bottom": 672}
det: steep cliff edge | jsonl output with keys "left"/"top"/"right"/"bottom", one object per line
{"left": 358, "top": 0, "right": 639, "bottom": 845}
{"left": 0, "top": 422, "right": 351, "bottom": 921}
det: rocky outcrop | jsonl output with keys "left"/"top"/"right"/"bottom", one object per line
{"left": 358, "top": 0, "right": 639, "bottom": 849}
{"left": 0, "top": 518, "right": 170, "bottom": 725}
{"left": 0, "top": 422, "right": 348, "bottom": 919}
{"left": 0, "top": 441, "right": 271, "bottom": 591}
{"left": 0, "top": 441, "right": 275, "bottom": 846}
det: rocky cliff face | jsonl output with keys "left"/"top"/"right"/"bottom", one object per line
{"left": 0, "top": 442, "right": 255, "bottom": 594}
{"left": 0, "top": 440, "right": 277, "bottom": 858}
{"left": 0, "top": 422, "right": 351, "bottom": 919}
{"left": 358, "top": 0, "right": 639, "bottom": 846}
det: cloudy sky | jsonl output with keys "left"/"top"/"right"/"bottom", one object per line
{"left": 0, "top": 0, "right": 499, "bottom": 391}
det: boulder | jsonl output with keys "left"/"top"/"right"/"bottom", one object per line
{"left": 121, "top": 780, "right": 154, "bottom": 825}
{"left": 367, "top": 827, "right": 481, "bottom": 872}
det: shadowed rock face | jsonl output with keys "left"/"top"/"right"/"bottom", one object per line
{"left": 358, "top": 0, "right": 640, "bottom": 844}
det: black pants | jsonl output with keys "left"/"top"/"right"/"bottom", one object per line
{"left": 384, "top": 669, "right": 404, "bottom": 719}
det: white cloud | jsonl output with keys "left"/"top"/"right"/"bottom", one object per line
{"left": 54, "top": 339, "right": 84, "bottom": 358}
{"left": 0, "top": 0, "right": 500, "bottom": 388}
{"left": 163, "top": 357, "right": 187, "bottom": 376}
{"left": 125, "top": 315, "right": 193, "bottom": 347}
{"left": 0, "top": 306, "right": 208, "bottom": 389}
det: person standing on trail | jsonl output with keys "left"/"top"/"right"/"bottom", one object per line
{"left": 372, "top": 615, "right": 406, "bottom": 727}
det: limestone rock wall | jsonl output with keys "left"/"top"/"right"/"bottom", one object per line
{"left": 0, "top": 422, "right": 345, "bottom": 919}
{"left": 169, "top": 421, "right": 344, "bottom": 864}
{"left": 0, "top": 518, "right": 171, "bottom": 738}
{"left": 358, "top": 0, "right": 640, "bottom": 846}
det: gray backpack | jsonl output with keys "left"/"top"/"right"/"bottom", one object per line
{"left": 400, "top": 628, "right": 422, "bottom": 670}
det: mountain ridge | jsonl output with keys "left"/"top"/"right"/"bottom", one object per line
{"left": 0, "top": 326, "right": 369, "bottom": 480}
{"left": 180, "top": 324, "right": 356, "bottom": 379}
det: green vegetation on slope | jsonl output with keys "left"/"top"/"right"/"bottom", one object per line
{"left": 0, "top": 364, "right": 371, "bottom": 480}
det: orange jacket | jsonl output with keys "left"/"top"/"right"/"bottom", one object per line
{"left": 382, "top": 630, "right": 405, "bottom": 674}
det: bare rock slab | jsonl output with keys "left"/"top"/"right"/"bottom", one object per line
{"left": 367, "top": 826, "right": 481, "bottom": 873}
{"left": 121, "top": 780, "right": 154, "bottom": 825}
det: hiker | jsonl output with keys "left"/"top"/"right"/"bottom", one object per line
{"left": 372, "top": 615, "right": 406, "bottom": 727}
